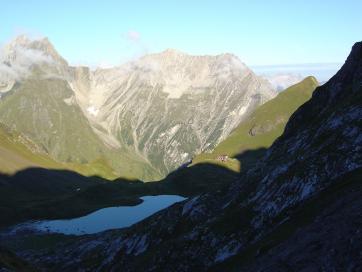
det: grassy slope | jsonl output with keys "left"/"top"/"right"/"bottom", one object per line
{"left": 0, "top": 123, "right": 63, "bottom": 171}
{"left": 0, "top": 77, "right": 160, "bottom": 180}
{"left": 0, "top": 79, "right": 106, "bottom": 163}
{"left": 0, "top": 122, "right": 120, "bottom": 180}
{"left": 192, "top": 76, "right": 319, "bottom": 172}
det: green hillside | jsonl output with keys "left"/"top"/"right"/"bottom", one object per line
{"left": 0, "top": 123, "right": 63, "bottom": 172}
{"left": 0, "top": 122, "right": 119, "bottom": 179}
{"left": 0, "top": 78, "right": 105, "bottom": 163}
{"left": 192, "top": 76, "right": 319, "bottom": 172}
{"left": 0, "top": 77, "right": 160, "bottom": 180}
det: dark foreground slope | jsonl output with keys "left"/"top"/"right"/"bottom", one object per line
{"left": 0, "top": 168, "right": 144, "bottom": 228}
{"left": 0, "top": 247, "right": 36, "bottom": 272}
{"left": 19, "top": 42, "right": 362, "bottom": 271}
{"left": 0, "top": 163, "right": 239, "bottom": 228}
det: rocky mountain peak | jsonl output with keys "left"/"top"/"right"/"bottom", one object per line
{"left": 280, "top": 42, "right": 362, "bottom": 141}
{"left": 326, "top": 41, "right": 362, "bottom": 92}
{"left": 161, "top": 48, "right": 186, "bottom": 56}
{"left": 76, "top": 49, "right": 276, "bottom": 178}
{"left": 9, "top": 34, "right": 31, "bottom": 45}
{"left": 4, "top": 35, "right": 68, "bottom": 67}
{"left": 133, "top": 49, "right": 253, "bottom": 87}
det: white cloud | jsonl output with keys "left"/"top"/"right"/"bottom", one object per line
{"left": 126, "top": 30, "right": 141, "bottom": 42}
{"left": 263, "top": 73, "right": 304, "bottom": 91}
{"left": 0, "top": 43, "right": 54, "bottom": 82}
{"left": 251, "top": 63, "right": 342, "bottom": 83}
{"left": 213, "top": 54, "right": 249, "bottom": 79}
{"left": 122, "top": 30, "right": 149, "bottom": 60}
{"left": 8, "top": 45, "right": 53, "bottom": 66}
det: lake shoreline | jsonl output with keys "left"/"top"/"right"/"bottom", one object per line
{"left": 0, "top": 195, "right": 186, "bottom": 254}
{"left": 2, "top": 195, "right": 186, "bottom": 236}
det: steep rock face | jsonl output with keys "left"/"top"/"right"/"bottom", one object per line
{"left": 0, "top": 36, "right": 276, "bottom": 179}
{"left": 75, "top": 50, "right": 276, "bottom": 175}
{"left": 25, "top": 42, "right": 362, "bottom": 270}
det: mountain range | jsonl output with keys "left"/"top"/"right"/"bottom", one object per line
{"left": 0, "top": 35, "right": 276, "bottom": 180}
{"left": 0, "top": 35, "right": 360, "bottom": 271}
{"left": 14, "top": 41, "right": 361, "bottom": 271}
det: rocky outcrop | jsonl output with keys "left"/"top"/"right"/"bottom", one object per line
{"left": 22, "top": 42, "right": 362, "bottom": 271}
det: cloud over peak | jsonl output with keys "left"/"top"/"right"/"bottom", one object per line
{"left": 126, "top": 30, "right": 141, "bottom": 42}
{"left": 0, "top": 39, "right": 55, "bottom": 82}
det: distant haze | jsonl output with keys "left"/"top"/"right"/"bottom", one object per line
{"left": 252, "top": 63, "right": 343, "bottom": 83}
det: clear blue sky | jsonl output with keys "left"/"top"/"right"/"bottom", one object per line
{"left": 1, "top": 0, "right": 361, "bottom": 66}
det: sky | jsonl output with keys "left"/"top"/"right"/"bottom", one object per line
{"left": 1, "top": 0, "right": 361, "bottom": 71}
